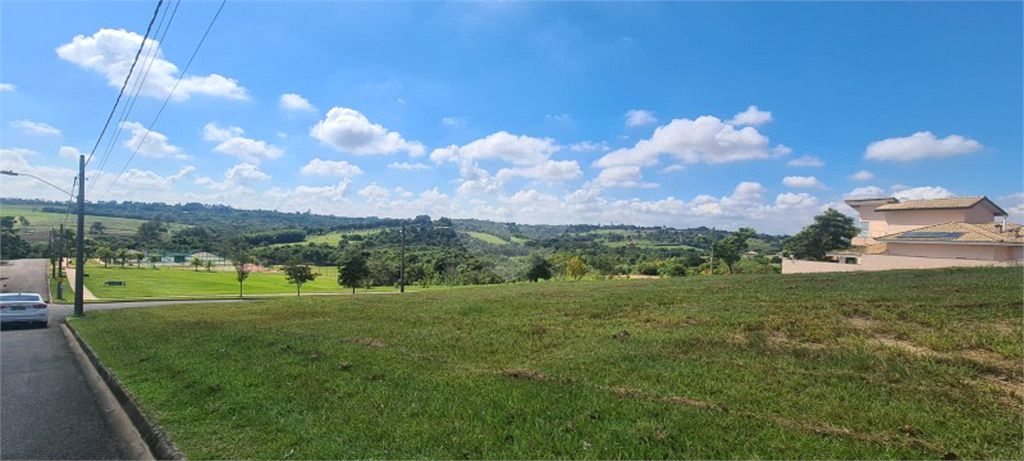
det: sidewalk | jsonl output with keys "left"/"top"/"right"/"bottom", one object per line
{"left": 61, "top": 265, "right": 99, "bottom": 301}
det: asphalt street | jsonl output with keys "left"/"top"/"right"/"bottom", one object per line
{"left": 1, "top": 259, "right": 243, "bottom": 459}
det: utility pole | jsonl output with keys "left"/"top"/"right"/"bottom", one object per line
{"left": 399, "top": 223, "right": 405, "bottom": 293}
{"left": 57, "top": 223, "right": 64, "bottom": 300}
{"left": 74, "top": 154, "right": 85, "bottom": 317}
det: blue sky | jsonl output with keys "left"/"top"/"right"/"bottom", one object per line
{"left": 1, "top": 1, "right": 1021, "bottom": 233}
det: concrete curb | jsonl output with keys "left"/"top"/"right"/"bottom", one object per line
{"left": 63, "top": 322, "right": 186, "bottom": 460}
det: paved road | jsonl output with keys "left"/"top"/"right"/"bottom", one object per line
{"left": 1, "top": 259, "right": 243, "bottom": 460}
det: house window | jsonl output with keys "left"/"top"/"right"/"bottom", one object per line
{"left": 859, "top": 221, "right": 870, "bottom": 237}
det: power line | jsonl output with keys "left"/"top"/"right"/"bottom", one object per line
{"left": 98, "top": 0, "right": 227, "bottom": 202}
{"left": 90, "top": 0, "right": 183, "bottom": 193}
{"left": 84, "top": 0, "right": 164, "bottom": 169}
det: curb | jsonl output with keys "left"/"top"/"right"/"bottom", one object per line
{"left": 63, "top": 322, "right": 186, "bottom": 460}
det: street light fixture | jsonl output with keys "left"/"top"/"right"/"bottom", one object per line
{"left": 0, "top": 170, "right": 74, "bottom": 196}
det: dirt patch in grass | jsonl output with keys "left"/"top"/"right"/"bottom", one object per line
{"left": 966, "top": 375, "right": 1024, "bottom": 410}
{"left": 349, "top": 338, "right": 389, "bottom": 349}
{"left": 847, "top": 316, "right": 882, "bottom": 330}
{"left": 496, "top": 368, "right": 550, "bottom": 381}
{"left": 873, "top": 338, "right": 1021, "bottom": 374}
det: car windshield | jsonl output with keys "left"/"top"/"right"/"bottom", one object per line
{"left": 0, "top": 294, "right": 42, "bottom": 302}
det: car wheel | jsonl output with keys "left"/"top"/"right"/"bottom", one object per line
{"left": 39, "top": 321, "right": 48, "bottom": 328}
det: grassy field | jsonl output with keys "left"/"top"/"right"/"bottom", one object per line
{"left": 0, "top": 204, "right": 188, "bottom": 243}
{"left": 81, "top": 265, "right": 374, "bottom": 299}
{"left": 465, "top": 231, "right": 511, "bottom": 245}
{"left": 69, "top": 268, "right": 1023, "bottom": 459}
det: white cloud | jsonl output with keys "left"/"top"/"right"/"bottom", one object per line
{"left": 495, "top": 160, "right": 583, "bottom": 184}
{"left": 277, "top": 132, "right": 288, "bottom": 139}
{"left": 119, "top": 121, "right": 186, "bottom": 159}
{"left": 845, "top": 186, "right": 887, "bottom": 199}
{"left": 892, "top": 186, "right": 956, "bottom": 201}
{"left": 625, "top": 109, "right": 657, "bottom": 127}
{"left": 782, "top": 175, "right": 826, "bottom": 189}
{"left": 196, "top": 163, "right": 269, "bottom": 192}
{"left": 358, "top": 184, "right": 391, "bottom": 202}
{"left": 593, "top": 166, "right": 658, "bottom": 189}
{"left": 310, "top": 107, "right": 425, "bottom": 156}
{"left": 56, "top": 28, "right": 248, "bottom": 101}
{"left": 59, "top": 146, "right": 84, "bottom": 161}
{"left": 0, "top": 83, "right": 15, "bottom": 92}
{"left": 299, "top": 158, "right": 364, "bottom": 178}
{"left": 431, "top": 131, "right": 560, "bottom": 166}
{"left": 658, "top": 164, "right": 686, "bottom": 173}
{"left": 10, "top": 120, "right": 61, "bottom": 137}
{"left": 786, "top": 156, "right": 825, "bottom": 167}
{"left": 545, "top": 113, "right": 573, "bottom": 123}
{"left": 279, "top": 93, "right": 316, "bottom": 112}
{"left": 775, "top": 192, "right": 819, "bottom": 210}
{"left": 595, "top": 115, "right": 790, "bottom": 168}
{"left": 727, "top": 105, "right": 772, "bottom": 126}
{"left": 388, "top": 162, "right": 433, "bottom": 171}
{"left": 204, "top": 123, "right": 283, "bottom": 164}
{"left": 997, "top": 192, "right": 1024, "bottom": 220}
{"left": 849, "top": 170, "right": 875, "bottom": 181}
{"left": 202, "top": 123, "right": 244, "bottom": 142}
{"left": 865, "top": 132, "right": 983, "bottom": 162}
{"left": 569, "top": 141, "right": 610, "bottom": 152}
{"left": 396, "top": 98, "right": 406, "bottom": 104}
{"left": 441, "top": 117, "right": 466, "bottom": 127}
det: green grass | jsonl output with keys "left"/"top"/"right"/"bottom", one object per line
{"left": 267, "top": 230, "right": 380, "bottom": 247}
{"left": 510, "top": 236, "right": 529, "bottom": 244}
{"left": 69, "top": 267, "right": 1023, "bottom": 459}
{"left": 465, "top": 231, "right": 510, "bottom": 245}
{"left": 0, "top": 204, "right": 188, "bottom": 243}
{"left": 82, "top": 265, "right": 378, "bottom": 299}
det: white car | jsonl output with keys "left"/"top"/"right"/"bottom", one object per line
{"left": 0, "top": 293, "right": 49, "bottom": 328}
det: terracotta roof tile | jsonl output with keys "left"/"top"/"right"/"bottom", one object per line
{"left": 877, "top": 221, "right": 1024, "bottom": 244}
{"left": 874, "top": 196, "right": 986, "bottom": 211}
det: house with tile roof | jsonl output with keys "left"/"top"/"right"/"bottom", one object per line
{"left": 783, "top": 196, "right": 1022, "bottom": 274}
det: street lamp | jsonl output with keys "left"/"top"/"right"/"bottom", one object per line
{"left": 2, "top": 157, "right": 86, "bottom": 318}
{"left": 0, "top": 170, "right": 74, "bottom": 196}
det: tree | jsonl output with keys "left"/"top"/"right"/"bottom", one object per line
{"left": 523, "top": 254, "right": 552, "bottom": 282}
{"left": 97, "top": 247, "right": 114, "bottom": 267}
{"left": 116, "top": 249, "right": 128, "bottom": 268}
{"left": 90, "top": 221, "right": 106, "bottom": 235}
{"left": 566, "top": 256, "right": 589, "bottom": 280}
{"left": 205, "top": 260, "right": 214, "bottom": 272}
{"left": 0, "top": 217, "right": 30, "bottom": 260}
{"left": 191, "top": 256, "right": 203, "bottom": 272}
{"left": 283, "top": 260, "right": 318, "bottom": 296}
{"left": 136, "top": 220, "right": 166, "bottom": 248}
{"left": 230, "top": 250, "right": 252, "bottom": 298}
{"left": 18, "top": 216, "right": 29, "bottom": 226}
{"left": 149, "top": 255, "right": 160, "bottom": 269}
{"left": 783, "top": 208, "right": 860, "bottom": 261}
{"left": 135, "top": 253, "right": 145, "bottom": 268}
{"left": 337, "top": 249, "right": 369, "bottom": 294}
{"left": 712, "top": 227, "right": 756, "bottom": 274}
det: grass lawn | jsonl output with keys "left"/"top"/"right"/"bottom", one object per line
{"left": 465, "top": 231, "right": 511, "bottom": 245}
{"left": 0, "top": 204, "right": 188, "bottom": 243}
{"left": 69, "top": 267, "right": 1023, "bottom": 459}
{"left": 83, "top": 265, "right": 367, "bottom": 299}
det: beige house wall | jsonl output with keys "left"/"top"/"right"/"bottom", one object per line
{"left": 882, "top": 209, "right": 974, "bottom": 235}
{"left": 782, "top": 254, "right": 1021, "bottom": 274}
{"left": 885, "top": 242, "right": 1019, "bottom": 261}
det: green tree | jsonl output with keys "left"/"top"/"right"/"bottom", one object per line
{"left": 712, "top": 227, "right": 756, "bottom": 274}
{"left": 230, "top": 250, "right": 252, "bottom": 298}
{"left": 566, "top": 256, "right": 589, "bottom": 280}
{"left": 149, "top": 254, "right": 160, "bottom": 269}
{"left": 205, "top": 260, "right": 214, "bottom": 272}
{"left": 116, "top": 249, "right": 128, "bottom": 268}
{"left": 523, "top": 254, "right": 552, "bottom": 282}
{"left": 783, "top": 208, "right": 860, "bottom": 261}
{"left": 135, "top": 252, "right": 144, "bottom": 268}
{"left": 18, "top": 216, "right": 29, "bottom": 226}
{"left": 192, "top": 256, "right": 203, "bottom": 272}
{"left": 97, "top": 247, "right": 114, "bottom": 267}
{"left": 337, "top": 249, "right": 369, "bottom": 294}
{"left": 89, "top": 221, "right": 106, "bottom": 235}
{"left": 283, "top": 260, "right": 318, "bottom": 296}
{"left": 136, "top": 220, "right": 166, "bottom": 248}
{"left": 0, "top": 217, "right": 31, "bottom": 260}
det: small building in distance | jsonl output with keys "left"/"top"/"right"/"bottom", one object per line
{"left": 783, "top": 196, "right": 1023, "bottom": 274}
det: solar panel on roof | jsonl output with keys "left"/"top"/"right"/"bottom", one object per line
{"left": 897, "top": 232, "right": 964, "bottom": 239}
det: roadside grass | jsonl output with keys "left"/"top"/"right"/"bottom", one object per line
{"left": 69, "top": 267, "right": 1023, "bottom": 459}
{"left": 465, "top": 231, "right": 511, "bottom": 245}
{"left": 0, "top": 204, "right": 187, "bottom": 243}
